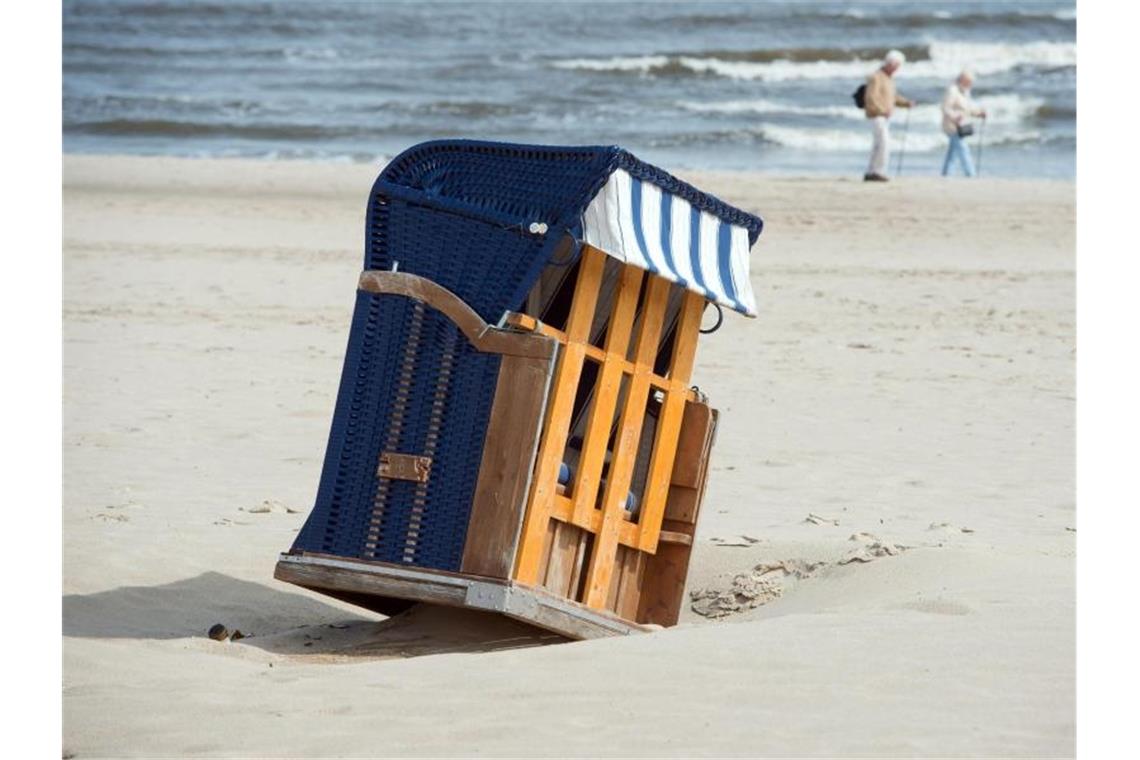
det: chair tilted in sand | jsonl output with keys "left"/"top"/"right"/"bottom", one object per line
{"left": 275, "top": 140, "right": 764, "bottom": 639}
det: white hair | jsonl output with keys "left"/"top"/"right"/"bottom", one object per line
{"left": 884, "top": 49, "right": 906, "bottom": 66}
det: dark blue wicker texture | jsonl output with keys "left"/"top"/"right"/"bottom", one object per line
{"left": 295, "top": 291, "right": 500, "bottom": 570}
{"left": 293, "top": 140, "right": 763, "bottom": 573}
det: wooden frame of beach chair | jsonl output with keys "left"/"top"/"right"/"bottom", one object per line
{"left": 275, "top": 140, "right": 757, "bottom": 640}
{"left": 275, "top": 248, "right": 716, "bottom": 637}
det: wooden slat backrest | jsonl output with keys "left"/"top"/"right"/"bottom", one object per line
{"left": 512, "top": 245, "right": 707, "bottom": 613}
{"left": 513, "top": 246, "right": 607, "bottom": 585}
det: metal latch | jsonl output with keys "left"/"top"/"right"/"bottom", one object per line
{"left": 377, "top": 452, "right": 432, "bottom": 483}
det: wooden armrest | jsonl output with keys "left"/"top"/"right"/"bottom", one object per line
{"left": 358, "top": 271, "right": 555, "bottom": 360}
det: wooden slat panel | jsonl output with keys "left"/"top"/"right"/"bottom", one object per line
{"left": 637, "top": 291, "right": 706, "bottom": 552}
{"left": 614, "top": 546, "right": 647, "bottom": 620}
{"left": 669, "top": 401, "right": 715, "bottom": 491}
{"left": 663, "top": 400, "right": 717, "bottom": 528}
{"left": 552, "top": 495, "right": 643, "bottom": 548}
{"left": 605, "top": 546, "right": 622, "bottom": 611}
{"left": 542, "top": 521, "right": 583, "bottom": 597}
{"left": 570, "top": 265, "right": 643, "bottom": 525}
{"left": 513, "top": 247, "right": 607, "bottom": 584}
{"left": 657, "top": 529, "right": 693, "bottom": 546}
{"left": 634, "top": 541, "right": 693, "bottom": 627}
{"left": 582, "top": 275, "right": 671, "bottom": 608}
{"left": 566, "top": 532, "right": 590, "bottom": 603}
{"left": 461, "top": 352, "right": 556, "bottom": 578}
{"left": 537, "top": 518, "right": 557, "bottom": 585}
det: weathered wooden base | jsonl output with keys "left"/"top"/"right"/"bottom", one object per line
{"left": 274, "top": 552, "right": 654, "bottom": 640}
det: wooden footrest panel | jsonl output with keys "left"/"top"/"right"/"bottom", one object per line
{"left": 274, "top": 552, "right": 653, "bottom": 640}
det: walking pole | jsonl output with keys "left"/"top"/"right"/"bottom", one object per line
{"left": 896, "top": 107, "right": 911, "bottom": 176}
{"left": 976, "top": 116, "right": 985, "bottom": 176}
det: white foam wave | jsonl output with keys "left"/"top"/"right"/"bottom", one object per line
{"left": 552, "top": 40, "right": 1075, "bottom": 82}
{"left": 677, "top": 98, "right": 856, "bottom": 118}
{"left": 677, "top": 94, "right": 1046, "bottom": 127}
{"left": 551, "top": 55, "right": 668, "bottom": 72}
{"left": 760, "top": 124, "right": 946, "bottom": 153}
{"left": 759, "top": 123, "right": 1044, "bottom": 153}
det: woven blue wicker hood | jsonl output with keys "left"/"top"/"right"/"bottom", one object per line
{"left": 366, "top": 140, "right": 764, "bottom": 319}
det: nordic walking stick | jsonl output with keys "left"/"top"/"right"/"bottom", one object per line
{"left": 896, "top": 106, "right": 911, "bottom": 176}
{"left": 976, "top": 116, "right": 985, "bottom": 176}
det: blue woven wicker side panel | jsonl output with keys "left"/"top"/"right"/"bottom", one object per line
{"left": 295, "top": 289, "right": 396, "bottom": 554}
{"left": 293, "top": 292, "right": 501, "bottom": 572}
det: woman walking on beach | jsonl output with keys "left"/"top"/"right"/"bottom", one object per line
{"left": 941, "top": 71, "right": 987, "bottom": 177}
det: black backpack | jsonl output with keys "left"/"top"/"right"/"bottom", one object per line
{"left": 852, "top": 84, "right": 866, "bottom": 109}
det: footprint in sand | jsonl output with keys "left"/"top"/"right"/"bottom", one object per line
{"left": 928, "top": 521, "right": 976, "bottom": 534}
{"left": 690, "top": 559, "right": 825, "bottom": 619}
{"left": 244, "top": 499, "right": 301, "bottom": 515}
{"left": 896, "top": 599, "right": 972, "bottom": 616}
{"left": 691, "top": 537, "right": 909, "bottom": 619}
{"left": 838, "top": 540, "right": 907, "bottom": 564}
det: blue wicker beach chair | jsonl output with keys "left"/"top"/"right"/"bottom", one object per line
{"left": 278, "top": 140, "right": 763, "bottom": 638}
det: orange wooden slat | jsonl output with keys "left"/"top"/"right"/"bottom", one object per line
{"left": 513, "top": 247, "right": 607, "bottom": 584}
{"left": 637, "top": 291, "right": 706, "bottom": 552}
{"left": 581, "top": 275, "right": 672, "bottom": 608}
{"left": 570, "top": 264, "right": 644, "bottom": 525}
{"left": 550, "top": 494, "right": 641, "bottom": 546}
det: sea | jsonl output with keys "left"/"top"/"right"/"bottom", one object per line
{"left": 63, "top": 0, "right": 1076, "bottom": 177}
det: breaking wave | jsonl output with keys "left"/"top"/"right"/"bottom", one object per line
{"left": 551, "top": 40, "right": 1075, "bottom": 82}
{"left": 757, "top": 124, "right": 1049, "bottom": 153}
{"left": 677, "top": 94, "right": 1049, "bottom": 127}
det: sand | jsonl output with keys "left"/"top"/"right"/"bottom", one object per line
{"left": 63, "top": 155, "right": 1075, "bottom": 757}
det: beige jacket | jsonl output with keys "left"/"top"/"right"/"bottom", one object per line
{"left": 941, "top": 84, "right": 983, "bottom": 135}
{"left": 864, "top": 69, "right": 909, "bottom": 118}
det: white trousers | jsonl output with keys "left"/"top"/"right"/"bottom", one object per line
{"left": 867, "top": 116, "right": 890, "bottom": 176}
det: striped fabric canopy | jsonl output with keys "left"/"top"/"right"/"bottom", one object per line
{"left": 371, "top": 140, "right": 763, "bottom": 321}
{"left": 581, "top": 167, "right": 758, "bottom": 317}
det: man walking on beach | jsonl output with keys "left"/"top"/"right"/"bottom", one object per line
{"left": 863, "top": 49, "right": 915, "bottom": 182}
{"left": 941, "top": 70, "right": 987, "bottom": 177}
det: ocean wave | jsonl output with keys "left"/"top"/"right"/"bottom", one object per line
{"left": 551, "top": 40, "right": 1075, "bottom": 82}
{"left": 677, "top": 94, "right": 1049, "bottom": 127}
{"left": 680, "top": 45, "right": 931, "bottom": 64}
{"left": 640, "top": 6, "right": 1076, "bottom": 30}
{"left": 758, "top": 124, "right": 1047, "bottom": 153}
{"left": 67, "top": 118, "right": 365, "bottom": 141}
{"left": 642, "top": 122, "right": 1051, "bottom": 154}
{"left": 80, "top": 1, "right": 245, "bottom": 18}
{"left": 552, "top": 55, "right": 669, "bottom": 72}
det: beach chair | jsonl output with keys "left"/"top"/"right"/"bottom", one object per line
{"left": 275, "top": 140, "right": 763, "bottom": 638}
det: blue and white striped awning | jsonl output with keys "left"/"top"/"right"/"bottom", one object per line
{"left": 581, "top": 167, "right": 759, "bottom": 317}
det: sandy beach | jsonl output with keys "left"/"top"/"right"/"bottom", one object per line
{"left": 63, "top": 155, "right": 1074, "bottom": 757}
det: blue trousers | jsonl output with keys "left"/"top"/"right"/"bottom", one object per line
{"left": 942, "top": 132, "right": 976, "bottom": 177}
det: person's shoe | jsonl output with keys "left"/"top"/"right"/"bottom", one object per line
{"left": 863, "top": 173, "right": 889, "bottom": 182}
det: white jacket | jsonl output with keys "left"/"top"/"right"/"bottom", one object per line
{"left": 941, "top": 84, "right": 982, "bottom": 135}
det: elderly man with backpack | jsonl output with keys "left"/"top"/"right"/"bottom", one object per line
{"left": 854, "top": 49, "right": 915, "bottom": 182}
